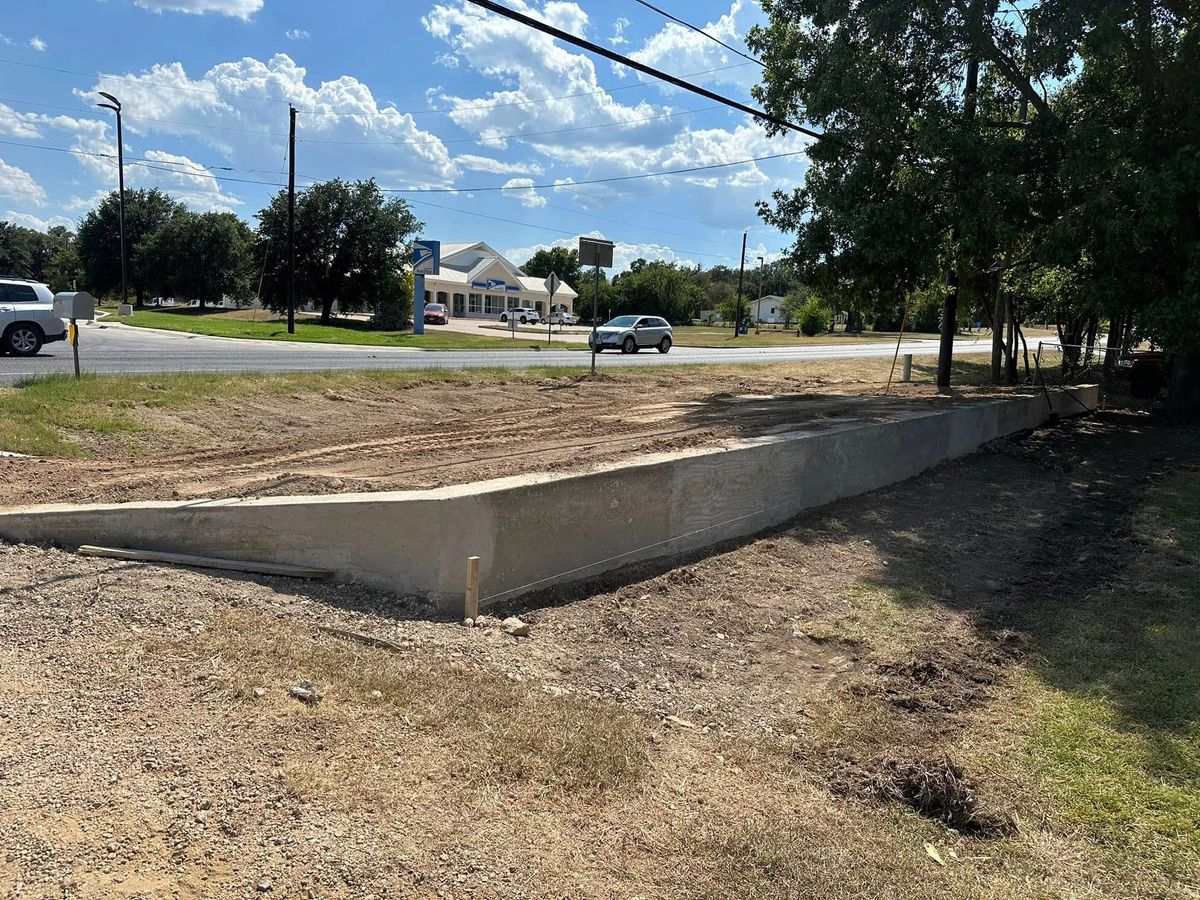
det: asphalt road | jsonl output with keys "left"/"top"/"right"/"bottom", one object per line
{"left": 0, "top": 321, "right": 995, "bottom": 385}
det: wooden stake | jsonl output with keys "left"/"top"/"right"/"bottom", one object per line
{"left": 464, "top": 556, "right": 481, "bottom": 620}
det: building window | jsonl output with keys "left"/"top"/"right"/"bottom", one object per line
{"left": 485, "top": 294, "right": 505, "bottom": 314}
{"left": 469, "top": 293, "right": 482, "bottom": 313}
{"left": 437, "top": 291, "right": 448, "bottom": 304}
{"left": 424, "top": 290, "right": 431, "bottom": 303}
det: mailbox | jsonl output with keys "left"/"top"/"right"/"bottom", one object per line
{"left": 53, "top": 291, "right": 96, "bottom": 321}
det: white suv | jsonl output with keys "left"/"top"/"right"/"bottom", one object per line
{"left": 1, "top": 278, "right": 68, "bottom": 356}
{"left": 499, "top": 306, "right": 540, "bottom": 325}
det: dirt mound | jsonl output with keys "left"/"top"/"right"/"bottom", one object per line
{"left": 865, "top": 639, "right": 1009, "bottom": 713}
{"left": 831, "top": 755, "right": 1016, "bottom": 837}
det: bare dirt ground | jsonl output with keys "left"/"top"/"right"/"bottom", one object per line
{"left": 2, "top": 411, "right": 1197, "bottom": 898}
{"left": 1, "top": 364, "right": 1022, "bottom": 507}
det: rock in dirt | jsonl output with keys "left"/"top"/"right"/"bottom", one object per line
{"left": 370, "top": 690, "right": 383, "bottom": 701}
{"left": 501, "top": 616, "right": 531, "bottom": 637}
{"left": 256, "top": 877, "right": 273, "bottom": 892}
{"left": 288, "top": 680, "right": 322, "bottom": 704}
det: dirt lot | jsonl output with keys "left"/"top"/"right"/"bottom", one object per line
{"left": 0, "top": 360, "right": 1019, "bottom": 507}
{"left": 2, "top": 411, "right": 1197, "bottom": 898}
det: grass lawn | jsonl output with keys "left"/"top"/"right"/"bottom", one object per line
{"left": 672, "top": 325, "right": 967, "bottom": 348}
{"left": 107, "top": 306, "right": 564, "bottom": 351}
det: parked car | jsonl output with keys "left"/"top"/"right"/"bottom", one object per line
{"left": 546, "top": 311, "right": 578, "bottom": 326}
{"left": 499, "top": 307, "right": 540, "bottom": 325}
{"left": 588, "top": 315, "right": 673, "bottom": 354}
{"left": 0, "top": 278, "right": 68, "bottom": 356}
{"left": 423, "top": 302, "right": 449, "bottom": 325}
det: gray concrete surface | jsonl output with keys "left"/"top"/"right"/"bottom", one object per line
{"left": 0, "top": 320, "right": 1000, "bottom": 385}
{"left": 0, "top": 386, "right": 1098, "bottom": 615}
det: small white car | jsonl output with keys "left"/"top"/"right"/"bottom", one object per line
{"left": 546, "top": 311, "right": 578, "bottom": 326}
{"left": 0, "top": 278, "right": 68, "bottom": 356}
{"left": 499, "top": 307, "right": 541, "bottom": 325}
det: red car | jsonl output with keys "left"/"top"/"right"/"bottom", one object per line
{"left": 423, "top": 302, "right": 449, "bottom": 325}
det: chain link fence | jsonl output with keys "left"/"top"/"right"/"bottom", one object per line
{"left": 1033, "top": 341, "right": 1165, "bottom": 410}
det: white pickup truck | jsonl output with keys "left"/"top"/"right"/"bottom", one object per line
{"left": 1, "top": 278, "right": 68, "bottom": 356}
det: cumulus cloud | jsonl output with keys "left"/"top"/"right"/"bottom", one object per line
{"left": 133, "top": 0, "right": 263, "bottom": 19}
{"left": 0, "top": 159, "right": 48, "bottom": 207}
{"left": 75, "top": 54, "right": 457, "bottom": 188}
{"left": 284, "top": 28, "right": 309, "bottom": 40}
{"left": 455, "top": 154, "right": 544, "bottom": 176}
{"left": 501, "top": 177, "right": 547, "bottom": 208}
{"left": 28, "top": 36, "right": 47, "bottom": 52}
{"left": 609, "top": 16, "right": 631, "bottom": 46}
{"left": 629, "top": 0, "right": 762, "bottom": 92}
{"left": 3, "top": 211, "right": 74, "bottom": 232}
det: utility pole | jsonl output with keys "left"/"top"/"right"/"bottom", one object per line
{"left": 287, "top": 105, "right": 296, "bottom": 335}
{"left": 733, "top": 232, "right": 747, "bottom": 337}
{"left": 757, "top": 255, "right": 764, "bottom": 325}
{"left": 96, "top": 92, "right": 127, "bottom": 310}
{"left": 937, "top": 3, "right": 981, "bottom": 389}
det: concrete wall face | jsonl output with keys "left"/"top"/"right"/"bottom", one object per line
{"left": 0, "top": 388, "right": 1097, "bottom": 614}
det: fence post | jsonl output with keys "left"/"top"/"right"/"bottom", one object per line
{"left": 464, "top": 556, "right": 480, "bottom": 621}
{"left": 901, "top": 353, "right": 912, "bottom": 383}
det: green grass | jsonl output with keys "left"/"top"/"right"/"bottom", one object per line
{"left": 669, "top": 325, "right": 980, "bottom": 348}
{"left": 110, "top": 307, "right": 569, "bottom": 351}
{"left": 1024, "top": 472, "right": 1200, "bottom": 876}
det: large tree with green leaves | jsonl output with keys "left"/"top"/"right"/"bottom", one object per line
{"left": 518, "top": 246, "right": 582, "bottom": 293}
{"left": 142, "top": 211, "right": 256, "bottom": 309}
{"left": 610, "top": 258, "right": 704, "bottom": 324}
{"left": 257, "top": 179, "right": 421, "bottom": 325}
{"left": 77, "top": 188, "right": 186, "bottom": 307}
{"left": 0, "top": 223, "right": 80, "bottom": 292}
{"left": 749, "top": 1, "right": 1199, "bottom": 408}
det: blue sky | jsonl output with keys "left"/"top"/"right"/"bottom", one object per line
{"left": 0, "top": 0, "right": 810, "bottom": 272}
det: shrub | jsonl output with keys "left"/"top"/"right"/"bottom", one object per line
{"left": 797, "top": 297, "right": 833, "bottom": 336}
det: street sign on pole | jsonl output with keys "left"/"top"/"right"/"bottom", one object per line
{"left": 578, "top": 238, "right": 615, "bottom": 374}
{"left": 412, "top": 240, "right": 440, "bottom": 336}
{"left": 544, "top": 273, "right": 560, "bottom": 345}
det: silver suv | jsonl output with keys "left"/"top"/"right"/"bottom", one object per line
{"left": 589, "top": 315, "right": 673, "bottom": 354}
{"left": 1, "top": 278, "right": 68, "bottom": 356}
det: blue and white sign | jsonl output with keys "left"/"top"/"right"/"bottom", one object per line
{"left": 412, "top": 240, "right": 441, "bottom": 275}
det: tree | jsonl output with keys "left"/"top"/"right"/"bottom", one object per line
{"left": 77, "top": 189, "right": 186, "bottom": 307}
{"left": 519, "top": 246, "right": 582, "bottom": 293}
{"left": 142, "top": 211, "right": 255, "bottom": 309}
{"left": 0, "top": 223, "right": 81, "bottom": 292}
{"left": 610, "top": 259, "right": 703, "bottom": 323}
{"left": 257, "top": 179, "right": 421, "bottom": 325}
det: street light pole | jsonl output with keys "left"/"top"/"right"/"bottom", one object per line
{"left": 97, "top": 92, "right": 127, "bottom": 310}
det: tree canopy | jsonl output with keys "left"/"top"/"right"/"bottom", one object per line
{"left": 257, "top": 179, "right": 422, "bottom": 324}
{"left": 748, "top": 0, "right": 1200, "bottom": 404}
{"left": 77, "top": 188, "right": 186, "bottom": 307}
{"left": 142, "top": 211, "right": 256, "bottom": 309}
{"left": 518, "top": 246, "right": 582, "bottom": 293}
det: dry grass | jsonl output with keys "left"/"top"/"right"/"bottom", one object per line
{"left": 171, "top": 609, "right": 648, "bottom": 796}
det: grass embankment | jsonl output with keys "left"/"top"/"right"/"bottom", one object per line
{"left": 109, "top": 307, "right": 556, "bottom": 350}
{"left": 0, "top": 357, "right": 992, "bottom": 458}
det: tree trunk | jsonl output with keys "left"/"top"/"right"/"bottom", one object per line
{"left": 320, "top": 297, "right": 334, "bottom": 325}
{"left": 991, "top": 276, "right": 1005, "bottom": 383}
{"left": 1005, "top": 297, "right": 1018, "bottom": 384}
{"left": 1164, "top": 350, "right": 1200, "bottom": 424}
{"left": 1103, "top": 311, "right": 1123, "bottom": 370}
{"left": 134, "top": 285, "right": 145, "bottom": 309}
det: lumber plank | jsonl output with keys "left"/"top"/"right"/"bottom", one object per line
{"left": 77, "top": 545, "right": 335, "bottom": 580}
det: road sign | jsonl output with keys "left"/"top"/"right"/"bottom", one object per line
{"left": 544, "top": 273, "right": 560, "bottom": 346}
{"left": 578, "top": 237, "right": 614, "bottom": 269}
{"left": 544, "top": 273, "right": 561, "bottom": 295}
{"left": 412, "top": 240, "right": 441, "bottom": 275}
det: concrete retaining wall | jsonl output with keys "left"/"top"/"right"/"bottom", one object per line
{"left": 0, "top": 387, "right": 1097, "bottom": 614}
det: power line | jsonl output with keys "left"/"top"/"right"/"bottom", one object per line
{"left": 299, "top": 105, "right": 720, "bottom": 147}
{"left": 378, "top": 150, "right": 807, "bottom": 194}
{"left": 463, "top": 0, "right": 821, "bottom": 139}
{"left": 630, "top": 0, "right": 764, "bottom": 67}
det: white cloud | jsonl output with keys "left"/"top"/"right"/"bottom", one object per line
{"left": 501, "top": 177, "right": 547, "bottom": 208}
{"left": 609, "top": 16, "right": 631, "bottom": 46}
{"left": 630, "top": 0, "right": 761, "bottom": 92}
{"left": 3, "top": 211, "right": 73, "bottom": 232}
{"left": 284, "top": 28, "right": 309, "bottom": 40}
{"left": 0, "top": 34, "right": 13, "bottom": 46}
{"left": 139, "top": 150, "right": 244, "bottom": 212}
{"left": 505, "top": 232, "right": 706, "bottom": 275}
{"left": 28, "top": 36, "right": 47, "bottom": 52}
{"left": 133, "top": 0, "right": 263, "bottom": 19}
{"left": 455, "top": 154, "right": 543, "bottom": 176}
{"left": 0, "top": 159, "right": 47, "bottom": 207}
{"left": 420, "top": 1, "right": 809, "bottom": 230}
{"left": 75, "top": 54, "right": 457, "bottom": 189}
{"left": 0, "top": 103, "right": 43, "bottom": 139}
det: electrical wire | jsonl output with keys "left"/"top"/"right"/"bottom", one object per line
{"left": 630, "top": 0, "right": 765, "bottom": 67}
